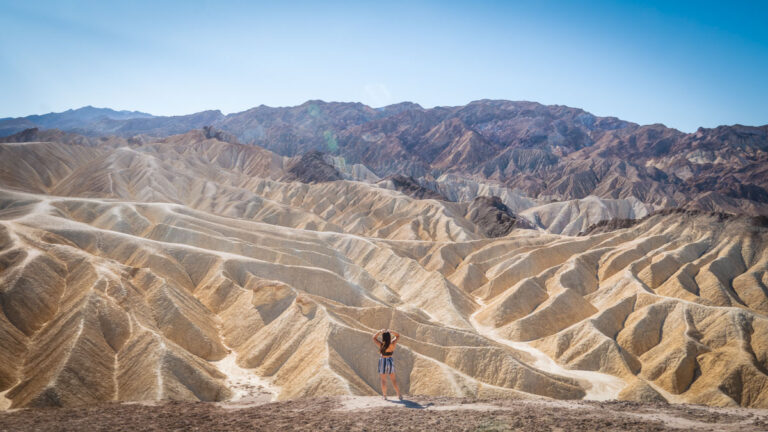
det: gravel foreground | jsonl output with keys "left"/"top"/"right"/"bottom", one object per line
{"left": 2, "top": 396, "right": 767, "bottom": 432}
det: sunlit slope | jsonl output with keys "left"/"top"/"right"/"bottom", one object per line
{"left": 0, "top": 191, "right": 583, "bottom": 407}
{"left": 1, "top": 136, "right": 767, "bottom": 409}
{"left": 0, "top": 136, "right": 488, "bottom": 241}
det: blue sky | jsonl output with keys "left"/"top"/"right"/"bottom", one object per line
{"left": 1, "top": 0, "right": 767, "bottom": 131}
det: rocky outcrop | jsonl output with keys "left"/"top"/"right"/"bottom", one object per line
{"left": 466, "top": 196, "right": 533, "bottom": 237}
{"left": 283, "top": 151, "right": 343, "bottom": 183}
{"left": 378, "top": 175, "right": 445, "bottom": 200}
{"left": 202, "top": 126, "right": 240, "bottom": 145}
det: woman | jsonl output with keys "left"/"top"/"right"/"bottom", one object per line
{"left": 372, "top": 328, "right": 402, "bottom": 400}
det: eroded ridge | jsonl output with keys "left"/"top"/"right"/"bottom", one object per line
{"left": 0, "top": 135, "right": 767, "bottom": 409}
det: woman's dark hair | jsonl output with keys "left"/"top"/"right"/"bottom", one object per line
{"left": 380, "top": 331, "right": 391, "bottom": 355}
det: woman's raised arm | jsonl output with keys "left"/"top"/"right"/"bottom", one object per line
{"left": 372, "top": 329, "right": 384, "bottom": 347}
{"left": 389, "top": 329, "right": 400, "bottom": 342}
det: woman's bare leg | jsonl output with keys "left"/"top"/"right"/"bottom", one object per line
{"left": 388, "top": 373, "right": 401, "bottom": 399}
{"left": 380, "top": 374, "right": 388, "bottom": 399}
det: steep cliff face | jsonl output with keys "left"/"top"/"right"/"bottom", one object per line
{"left": 466, "top": 196, "right": 534, "bottom": 237}
{"left": 283, "top": 151, "right": 344, "bottom": 184}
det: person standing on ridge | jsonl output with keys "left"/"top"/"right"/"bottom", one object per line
{"left": 372, "top": 328, "right": 402, "bottom": 400}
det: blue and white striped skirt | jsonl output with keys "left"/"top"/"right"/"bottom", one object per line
{"left": 377, "top": 356, "right": 395, "bottom": 374}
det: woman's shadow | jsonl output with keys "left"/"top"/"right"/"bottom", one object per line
{"left": 390, "top": 399, "right": 433, "bottom": 409}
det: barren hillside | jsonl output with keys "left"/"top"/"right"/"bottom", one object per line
{"left": 1, "top": 132, "right": 767, "bottom": 410}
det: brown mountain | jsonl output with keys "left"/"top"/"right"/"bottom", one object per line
{"left": 3, "top": 100, "right": 765, "bottom": 216}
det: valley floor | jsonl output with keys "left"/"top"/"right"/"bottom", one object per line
{"left": 1, "top": 396, "right": 767, "bottom": 432}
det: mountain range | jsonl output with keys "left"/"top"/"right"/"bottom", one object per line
{"left": 2, "top": 100, "right": 766, "bottom": 219}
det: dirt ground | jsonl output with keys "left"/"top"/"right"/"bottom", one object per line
{"left": 1, "top": 396, "right": 767, "bottom": 432}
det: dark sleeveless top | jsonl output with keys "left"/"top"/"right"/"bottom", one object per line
{"left": 381, "top": 340, "right": 395, "bottom": 357}
{"left": 380, "top": 335, "right": 396, "bottom": 357}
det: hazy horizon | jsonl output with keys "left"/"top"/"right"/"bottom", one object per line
{"left": 7, "top": 98, "right": 768, "bottom": 134}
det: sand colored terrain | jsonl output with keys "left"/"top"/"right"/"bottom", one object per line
{"left": 1, "top": 134, "right": 767, "bottom": 410}
{"left": 2, "top": 396, "right": 768, "bottom": 431}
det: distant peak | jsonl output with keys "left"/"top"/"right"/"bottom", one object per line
{"left": 301, "top": 99, "right": 328, "bottom": 106}
{"left": 380, "top": 101, "right": 423, "bottom": 110}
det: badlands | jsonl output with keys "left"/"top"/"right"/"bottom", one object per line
{"left": 0, "top": 114, "right": 767, "bottom": 430}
